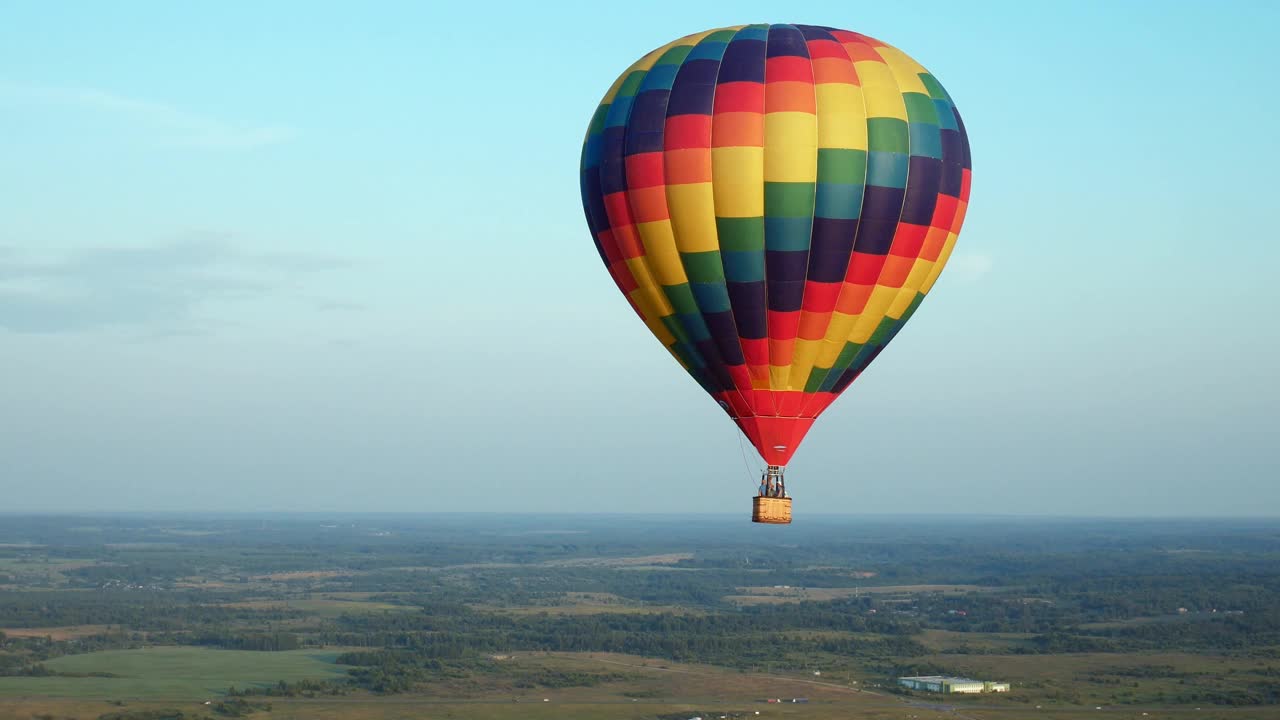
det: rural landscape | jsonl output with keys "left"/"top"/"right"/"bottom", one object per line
{"left": 1, "top": 514, "right": 1278, "bottom": 720}
{"left": 5, "top": 0, "right": 1279, "bottom": 718}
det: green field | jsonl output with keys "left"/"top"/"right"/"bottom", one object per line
{"left": 0, "top": 647, "right": 347, "bottom": 699}
{"left": 0, "top": 699, "right": 959, "bottom": 720}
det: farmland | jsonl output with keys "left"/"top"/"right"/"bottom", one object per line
{"left": 2, "top": 514, "right": 1279, "bottom": 719}
{"left": 0, "top": 647, "right": 346, "bottom": 699}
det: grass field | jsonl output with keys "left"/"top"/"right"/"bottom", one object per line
{"left": 0, "top": 698, "right": 960, "bottom": 720}
{"left": 3, "top": 693, "right": 1279, "bottom": 720}
{"left": 0, "top": 558, "right": 96, "bottom": 572}
{"left": 0, "top": 651, "right": 963, "bottom": 720}
{"left": 917, "top": 628, "right": 1037, "bottom": 652}
{"left": 3, "top": 649, "right": 1280, "bottom": 719}
{"left": 477, "top": 592, "right": 703, "bottom": 617}
{"left": 485, "top": 603, "right": 701, "bottom": 617}
{"left": 252, "top": 570, "right": 356, "bottom": 582}
{"left": 543, "top": 553, "right": 694, "bottom": 567}
{"left": 726, "top": 584, "right": 989, "bottom": 605}
{"left": 0, "top": 647, "right": 347, "bottom": 699}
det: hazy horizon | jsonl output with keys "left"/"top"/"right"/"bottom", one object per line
{"left": 2, "top": 1, "right": 1277, "bottom": 517}
{"left": 3, "top": 508, "right": 1279, "bottom": 521}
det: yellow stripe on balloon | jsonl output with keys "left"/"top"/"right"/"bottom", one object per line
{"left": 635, "top": 220, "right": 686, "bottom": 286}
{"left": 763, "top": 112, "right": 818, "bottom": 183}
{"left": 814, "top": 84, "right": 867, "bottom": 150}
{"left": 854, "top": 62, "right": 908, "bottom": 120}
{"left": 816, "top": 311, "right": 859, "bottom": 365}
{"left": 665, "top": 183, "right": 720, "bottom": 252}
{"left": 710, "top": 146, "right": 765, "bottom": 217}
{"left": 885, "top": 287, "right": 917, "bottom": 320}
{"left": 624, "top": 256, "right": 674, "bottom": 318}
{"left": 848, "top": 285, "right": 899, "bottom": 343}
{"left": 875, "top": 46, "right": 931, "bottom": 96}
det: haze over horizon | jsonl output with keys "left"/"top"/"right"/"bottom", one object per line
{"left": 2, "top": 1, "right": 1277, "bottom": 517}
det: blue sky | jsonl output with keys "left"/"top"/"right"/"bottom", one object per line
{"left": 1, "top": 1, "right": 1276, "bottom": 515}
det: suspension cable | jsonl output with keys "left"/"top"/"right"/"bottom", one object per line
{"left": 736, "top": 425, "right": 758, "bottom": 485}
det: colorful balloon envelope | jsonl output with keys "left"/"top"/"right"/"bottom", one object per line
{"left": 579, "top": 24, "right": 972, "bottom": 519}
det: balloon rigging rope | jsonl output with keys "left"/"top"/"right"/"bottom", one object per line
{"left": 736, "top": 426, "right": 758, "bottom": 484}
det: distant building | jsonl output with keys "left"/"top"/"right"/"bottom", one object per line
{"left": 898, "top": 676, "right": 1010, "bottom": 694}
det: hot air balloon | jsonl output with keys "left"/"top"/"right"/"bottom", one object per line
{"left": 579, "top": 24, "right": 971, "bottom": 524}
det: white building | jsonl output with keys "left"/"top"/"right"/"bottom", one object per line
{"left": 898, "top": 676, "right": 1010, "bottom": 694}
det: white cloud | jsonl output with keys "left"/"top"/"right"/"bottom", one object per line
{"left": 946, "top": 251, "right": 993, "bottom": 282}
{"left": 0, "top": 236, "right": 349, "bottom": 334}
{"left": 0, "top": 79, "right": 294, "bottom": 150}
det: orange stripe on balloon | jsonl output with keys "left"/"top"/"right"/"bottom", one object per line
{"left": 711, "top": 112, "right": 764, "bottom": 147}
{"left": 663, "top": 148, "right": 712, "bottom": 185}
{"left": 810, "top": 57, "right": 859, "bottom": 85}
{"left": 627, "top": 185, "right": 670, "bottom": 224}
{"left": 878, "top": 255, "right": 916, "bottom": 288}
{"left": 834, "top": 284, "right": 874, "bottom": 315}
{"left": 920, "top": 226, "right": 951, "bottom": 262}
{"left": 764, "top": 81, "right": 817, "bottom": 113}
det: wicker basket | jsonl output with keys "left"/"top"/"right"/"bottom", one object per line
{"left": 752, "top": 496, "right": 792, "bottom": 524}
